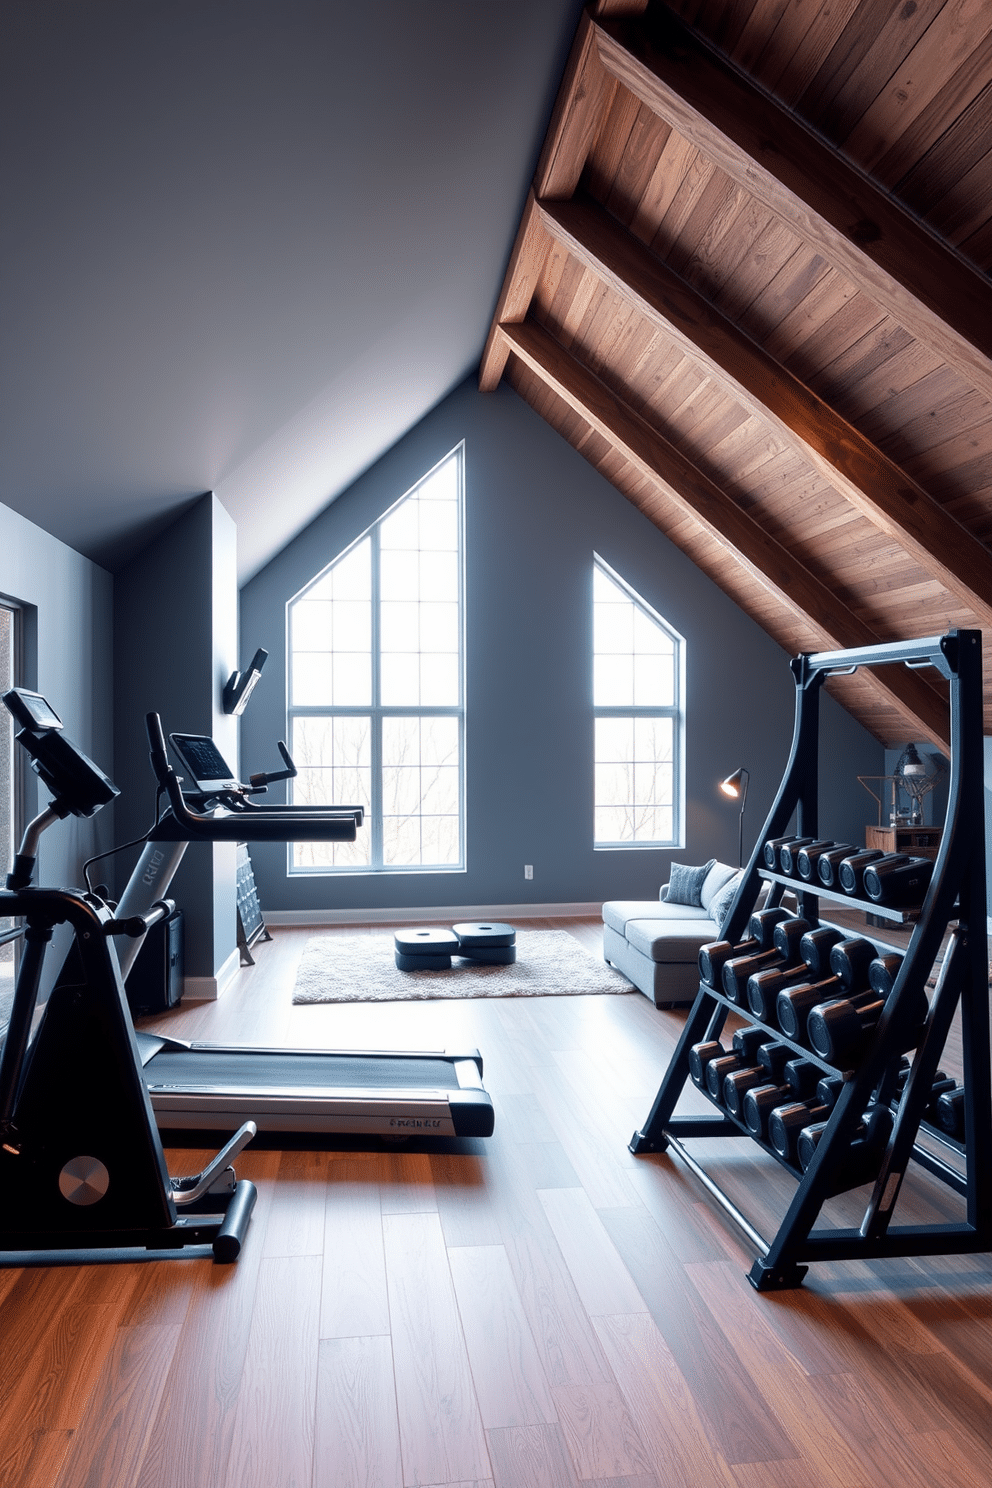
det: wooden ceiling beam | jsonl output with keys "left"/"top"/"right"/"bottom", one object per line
{"left": 498, "top": 316, "right": 950, "bottom": 750}
{"left": 479, "top": 193, "right": 552, "bottom": 392}
{"left": 534, "top": 11, "right": 616, "bottom": 199}
{"left": 592, "top": 7, "right": 992, "bottom": 406}
{"left": 480, "top": 4, "right": 617, "bottom": 392}
{"left": 536, "top": 192, "right": 992, "bottom": 633}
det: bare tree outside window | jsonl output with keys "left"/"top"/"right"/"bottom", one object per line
{"left": 593, "top": 558, "right": 683, "bottom": 848}
{"left": 287, "top": 448, "right": 464, "bottom": 873}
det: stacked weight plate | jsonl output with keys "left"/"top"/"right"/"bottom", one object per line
{"left": 394, "top": 922, "right": 517, "bottom": 970}
{"left": 452, "top": 921, "right": 516, "bottom": 965}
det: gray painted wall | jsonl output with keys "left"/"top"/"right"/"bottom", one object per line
{"left": 114, "top": 493, "right": 238, "bottom": 978}
{"left": 0, "top": 501, "right": 114, "bottom": 891}
{"left": 240, "top": 379, "right": 885, "bottom": 914}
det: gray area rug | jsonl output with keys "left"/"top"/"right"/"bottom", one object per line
{"left": 292, "top": 929, "right": 632, "bottom": 1003}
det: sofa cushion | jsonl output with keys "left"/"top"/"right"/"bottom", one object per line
{"left": 624, "top": 916, "right": 719, "bottom": 962}
{"left": 602, "top": 898, "right": 713, "bottom": 935}
{"left": 708, "top": 869, "right": 744, "bottom": 932}
{"left": 700, "top": 861, "right": 740, "bottom": 912}
{"left": 666, "top": 859, "right": 716, "bottom": 907}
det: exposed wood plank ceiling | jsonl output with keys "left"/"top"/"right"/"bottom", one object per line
{"left": 481, "top": 0, "right": 992, "bottom": 748}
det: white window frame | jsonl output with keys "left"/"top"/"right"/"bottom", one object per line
{"left": 287, "top": 445, "right": 466, "bottom": 875}
{"left": 592, "top": 554, "right": 685, "bottom": 850}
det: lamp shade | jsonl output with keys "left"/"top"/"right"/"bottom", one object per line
{"left": 720, "top": 767, "right": 747, "bottom": 799}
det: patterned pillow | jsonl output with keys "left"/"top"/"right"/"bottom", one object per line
{"left": 710, "top": 870, "right": 744, "bottom": 933}
{"left": 666, "top": 859, "right": 716, "bottom": 907}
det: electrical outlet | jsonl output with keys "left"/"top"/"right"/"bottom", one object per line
{"left": 524, "top": 864, "right": 533, "bottom": 880}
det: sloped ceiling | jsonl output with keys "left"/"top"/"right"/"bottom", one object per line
{"left": 481, "top": 0, "right": 992, "bottom": 747}
{"left": 0, "top": 0, "right": 584, "bottom": 579}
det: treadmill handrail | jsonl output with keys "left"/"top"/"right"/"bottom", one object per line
{"left": 145, "top": 713, "right": 360, "bottom": 843}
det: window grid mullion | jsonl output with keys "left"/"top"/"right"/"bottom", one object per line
{"left": 287, "top": 443, "right": 465, "bottom": 874}
{"left": 370, "top": 521, "right": 383, "bottom": 871}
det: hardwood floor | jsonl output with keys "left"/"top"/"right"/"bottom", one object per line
{"left": 2, "top": 920, "right": 991, "bottom": 1488}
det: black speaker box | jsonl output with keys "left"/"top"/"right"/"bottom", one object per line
{"left": 126, "top": 909, "right": 184, "bottom": 1016}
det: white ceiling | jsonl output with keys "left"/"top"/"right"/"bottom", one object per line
{"left": 0, "top": 0, "right": 583, "bottom": 580}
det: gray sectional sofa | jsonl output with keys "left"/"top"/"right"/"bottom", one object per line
{"left": 602, "top": 859, "right": 743, "bottom": 1007}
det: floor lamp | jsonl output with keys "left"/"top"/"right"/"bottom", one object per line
{"left": 720, "top": 767, "right": 750, "bottom": 867}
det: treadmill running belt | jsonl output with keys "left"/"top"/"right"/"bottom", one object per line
{"left": 145, "top": 1049, "right": 462, "bottom": 1090}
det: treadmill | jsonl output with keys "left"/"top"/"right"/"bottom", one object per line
{"left": 11, "top": 698, "right": 495, "bottom": 1140}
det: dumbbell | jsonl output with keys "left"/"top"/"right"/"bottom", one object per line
{"left": 800, "top": 926, "right": 846, "bottom": 976}
{"left": 934, "top": 1085, "right": 966, "bottom": 1140}
{"left": 727, "top": 1041, "right": 797, "bottom": 1118}
{"left": 927, "top": 1079, "right": 958, "bottom": 1126}
{"left": 763, "top": 835, "right": 815, "bottom": 872}
{"left": 688, "top": 1040, "right": 726, "bottom": 1090}
{"left": 795, "top": 840, "right": 839, "bottom": 881}
{"left": 838, "top": 850, "right": 905, "bottom": 896}
{"left": 743, "top": 1055, "right": 820, "bottom": 1140}
{"left": 863, "top": 856, "right": 934, "bottom": 909}
{"left": 781, "top": 838, "right": 832, "bottom": 877}
{"left": 698, "top": 1023, "right": 776, "bottom": 1100}
{"left": 809, "top": 971, "right": 929, "bottom": 1067}
{"left": 776, "top": 937, "right": 877, "bottom": 1043}
{"left": 815, "top": 844, "right": 859, "bottom": 888}
{"left": 746, "top": 926, "right": 845, "bottom": 1024}
{"left": 712, "top": 1028, "right": 777, "bottom": 1114}
{"left": 868, "top": 953, "right": 903, "bottom": 996}
{"left": 747, "top": 962, "right": 818, "bottom": 1023}
{"left": 722, "top": 916, "right": 811, "bottom": 1005}
{"left": 699, "top": 907, "right": 792, "bottom": 989}
{"left": 903, "top": 1069, "right": 958, "bottom": 1126}
{"left": 704, "top": 1027, "right": 774, "bottom": 1101}
{"left": 797, "top": 1119, "right": 844, "bottom": 1171}
{"left": 768, "top": 1073, "right": 846, "bottom": 1163}
{"left": 796, "top": 1103, "right": 891, "bottom": 1185}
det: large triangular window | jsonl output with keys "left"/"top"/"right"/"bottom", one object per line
{"left": 593, "top": 556, "right": 683, "bottom": 848}
{"left": 287, "top": 447, "right": 464, "bottom": 872}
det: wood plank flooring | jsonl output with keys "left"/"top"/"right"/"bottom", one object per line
{"left": 2, "top": 920, "right": 991, "bottom": 1488}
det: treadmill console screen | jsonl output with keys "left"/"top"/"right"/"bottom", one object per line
{"left": 170, "top": 734, "right": 241, "bottom": 792}
{"left": 2, "top": 688, "right": 64, "bottom": 733}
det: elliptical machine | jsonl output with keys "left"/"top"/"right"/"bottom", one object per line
{"left": 0, "top": 689, "right": 260, "bottom": 1264}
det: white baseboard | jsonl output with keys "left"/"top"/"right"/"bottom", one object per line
{"left": 263, "top": 901, "right": 603, "bottom": 927}
{"left": 183, "top": 947, "right": 242, "bottom": 1002}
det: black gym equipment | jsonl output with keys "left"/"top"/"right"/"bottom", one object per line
{"left": 794, "top": 840, "right": 838, "bottom": 881}
{"left": 697, "top": 906, "right": 790, "bottom": 989}
{"left": 814, "top": 843, "right": 858, "bottom": 887}
{"left": 394, "top": 928, "right": 460, "bottom": 971}
{"left": 0, "top": 690, "right": 258, "bottom": 1265}
{"left": 132, "top": 721, "right": 495, "bottom": 1139}
{"left": 453, "top": 921, "right": 517, "bottom": 965}
{"left": 863, "top": 856, "right": 935, "bottom": 908}
{"left": 3, "top": 698, "right": 495, "bottom": 1142}
{"left": 629, "top": 631, "right": 991, "bottom": 1291}
{"left": 798, "top": 925, "right": 845, "bottom": 976}
{"left": 781, "top": 838, "right": 831, "bottom": 877}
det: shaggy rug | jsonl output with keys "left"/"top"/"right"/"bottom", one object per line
{"left": 292, "top": 929, "right": 632, "bottom": 1003}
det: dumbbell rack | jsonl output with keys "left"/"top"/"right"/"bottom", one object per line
{"left": 630, "top": 630, "right": 991, "bottom": 1290}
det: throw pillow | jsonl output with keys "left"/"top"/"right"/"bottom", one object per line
{"left": 667, "top": 858, "right": 716, "bottom": 907}
{"left": 710, "top": 870, "right": 744, "bottom": 933}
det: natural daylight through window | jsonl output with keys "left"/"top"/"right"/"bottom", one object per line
{"left": 287, "top": 446, "right": 464, "bottom": 873}
{"left": 593, "top": 556, "right": 683, "bottom": 848}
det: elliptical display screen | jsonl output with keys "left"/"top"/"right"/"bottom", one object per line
{"left": 170, "top": 734, "right": 241, "bottom": 793}
{"left": 2, "top": 688, "right": 64, "bottom": 732}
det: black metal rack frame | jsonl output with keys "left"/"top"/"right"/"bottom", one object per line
{"left": 630, "top": 630, "right": 991, "bottom": 1290}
